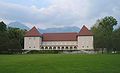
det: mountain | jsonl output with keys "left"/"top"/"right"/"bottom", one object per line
{"left": 39, "top": 26, "right": 80, "bottom": 33}
{"left": 8, "top": 21, "right": 29, "bottom": 30}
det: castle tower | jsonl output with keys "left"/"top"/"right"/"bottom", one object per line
{"left": 24, "top": 26, "right": 42, "bottom": 50}
{"left": 77, "top": 25, "right": 94, "bottom": 50}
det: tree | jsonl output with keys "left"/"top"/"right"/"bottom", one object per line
{"left": 7, "top": 27, "right": 25, "bottom": 49}
{"left": 91, "top": 16, "right": 117, "bottom": 53}
{"left": 0, "top": 21, "right": 25, "bottom": 54}
{"left": 0, "top": 21, "right": 7, "bottom": 32}
{"left": 112, "top": 27, "right": 120, "bottom": 52}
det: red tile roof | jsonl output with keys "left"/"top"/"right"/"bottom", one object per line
{"left": 78, "top": 25, "right": 93, "bottom": 36}
{"left": 25, "top": 26, "right": 41, "bottom": 37}
{"left": 24, "top": 25, "right": 93, "bottom": 41}
{"left": 43, "top": 32, "right": 77, "bottom": 41}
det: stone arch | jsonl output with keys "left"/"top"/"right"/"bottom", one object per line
{"left": 45, "top": 46, "right": 48, "bottom": 49}
{"left": 58, "top": 46, "right": 60, "bottom": 50}
{"left": 61, "top": 46, "right": 64, "bottom": 50}
{"left": 53, "top": 46, "right": 56, "bottom": 50}
{"left": 49, "top": 46, "right": 52, "bottom": 50}
{"left": 41, "top": 46, "right": 44, "bottom": 49}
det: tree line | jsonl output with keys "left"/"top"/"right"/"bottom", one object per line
{"left": 0, "top": 21, "right": 25, "bottom": 54}
{"left": 91, "top": 16, "right": 120, "bottom": 53}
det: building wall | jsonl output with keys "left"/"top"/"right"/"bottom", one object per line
{"left": 24, "top": 36, "right": 94, "bottom": 50}
{"left": 41, "top": 41, "right": 77, "bottom": 50}
{"left": 42, "top": 41, "right": 77, "bottom": 46}
{"left": 24, "top": 37, "right": 42, "bottom": 50}
{"left": 78, "top": 36, "right": 93, "bottom": 50}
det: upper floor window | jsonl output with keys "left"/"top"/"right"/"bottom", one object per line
{"left": 82, "top": 46, "right": 84, "bottom": 48}
{"left": 34, "top": 37, "right": 35, "bottom": 40}
{"left": 87, "top": 46, "right": 89, "bottom": 48}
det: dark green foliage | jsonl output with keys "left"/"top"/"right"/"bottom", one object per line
{"left": 91, "top": 16, "right": 119, "bottom": 53}
{"left": 112, "top": 27, "right": 120, "bottom": 51}
{"left": 0, "top": 21, "right": 7, "bottom": 32}
{"left": 0, "top": 21, "right": 25, "bottom": 54}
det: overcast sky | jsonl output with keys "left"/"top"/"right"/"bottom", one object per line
{"left": 0, "top": 0, "right": 120, "bottom": 29}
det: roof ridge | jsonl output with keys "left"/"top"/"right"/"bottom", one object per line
{"left": 25, "top": 26, "right": 41, "bottom": 37}
{"left": 78, "top": 25, "right": 93, "bottom": 36}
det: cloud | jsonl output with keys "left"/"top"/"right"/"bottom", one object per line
{"left": 0, "top": 0, "right": 120, "bottom": 29}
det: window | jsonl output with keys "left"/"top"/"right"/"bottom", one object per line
{"left": 34, "top": 37, "right": 35, "bottom": 40}
{"left": 53, "top": 47, "right": 56, "bottom": 50}
{"left": 45, "top": 47, "right": 48, "bottom": 49}
{"left": 41, "top": 47, "right": 44, "bottom": 49}
{"left": 70, "top": 46, "right": 72, "bottom": 49}
{"left": 58, "top": 47, "right": 60, "bottom": 49}
{"left": 49, "top": 47, "right": 52, "bottom": 49}
{"left": 82, "top": 46, "right": 84, "bottom": 48}
{"left": 34, "top": 46, "right": 35, "bottom": 48}
{"left": 87, "top": 46, "right": 89, "bottom": 48}
{"left": 74, "top": 46, "right": 77, "bottom": 49}
{"left": 66, "top": 46, "right": 68, "bottom": 49}
{"left": 29, "top": 47, "right": 31, "bottom": 48}
{"left": 61, "top": 47, "right": 64, "bottom": 50}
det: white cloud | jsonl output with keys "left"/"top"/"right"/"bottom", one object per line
{"left": 0, "top": 0, "right": 120, "bottom": 29}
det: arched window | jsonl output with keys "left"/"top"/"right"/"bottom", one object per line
{"left": 66, "top": 46, "right": 68, "bottom": 49}
{"left": 74, "top": 46, "right": 77, "bottom": 49}
{"left": 53, "top": 47, "right": 56, "bottom": 50}
{"left": 61, "top": 46, "right": 64, "bottom": 50}
{"left": 70, "top": 46, "right": 72, "bottom": 49}
{"left": 58, "top": 47, "right": 60, "bottom": 49}
{"left": 49, "top": 46, "right": 52, "bottom": 49}
{"left": 41, "top": 47, "right": 44, "bottom": 49}
{"left": 45, "top": 47, "right": 48, "bottom": 49}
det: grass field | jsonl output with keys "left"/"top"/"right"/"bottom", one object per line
{"left": 0, "top": 54, "right": 120, "bottom": 73}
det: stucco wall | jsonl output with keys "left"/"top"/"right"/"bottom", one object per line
{"left": 42, "top": 41, "right": 77, "bottom": 46}
{"left": 24, "top": 37, "right": 42, "bottom": 50}
{"left": 78, "top": 36, "right": 93, "bottom": 50}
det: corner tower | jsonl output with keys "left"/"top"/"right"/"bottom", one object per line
{"left": 24, "top": 26, "right": 42, "bottom": 50}
{"left": 77, "top": 25, "right": 94, "bottom": 50}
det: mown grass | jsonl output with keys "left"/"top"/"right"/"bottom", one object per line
{"left": 0, "top": 54, "right": 120, "bottom": 73}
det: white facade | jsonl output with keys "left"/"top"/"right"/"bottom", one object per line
{"left": 78, "top": 36, "right": 94, "bottom": 50}
{"left": 24, "top": 36, "right": 94, "bottom": 50}
{"left": 24, "top": 37, "right": 42, "bottom": 50}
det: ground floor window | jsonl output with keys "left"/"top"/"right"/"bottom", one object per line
{"left": 41, "top": 47, "right": 44, "bottom": 49}
{"left": 45, "top": 47, "right": 48, "bottom": 49}
{"left": 53, "top": 47, "right": 56, "bottom": 50}
{"left": 58, "top": 47, "right": 60, "bottom": 49}
{"left": 49, "top": 46, "right": 52, "bottom": 49}
{"left": 61, "top": 47, "right": 64, "bottom": 50}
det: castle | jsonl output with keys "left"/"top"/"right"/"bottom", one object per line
{"left": 24, "top": 25, "right": 94, "bottom": 51}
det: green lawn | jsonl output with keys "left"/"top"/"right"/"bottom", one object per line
{"left": 0, "top": 54, "right": 120, "bottom": 73}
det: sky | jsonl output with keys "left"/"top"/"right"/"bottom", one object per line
{"left": 0, "top": 0, "right": 120, "bottom": 29}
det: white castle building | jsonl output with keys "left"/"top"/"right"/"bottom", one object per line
{"left": 24, "top": 25, "right": 94, "bottom": 51}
